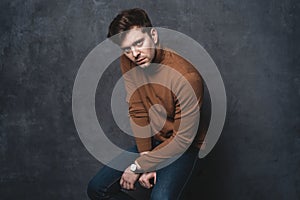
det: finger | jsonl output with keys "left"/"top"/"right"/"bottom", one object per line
{"left": 140, "top": 174, "right": 152, "bottom": 188}
{"left": 138, "top": 176, "right": 144, "bottom": 183}
{"left": 139, "top": 180, "right": 147, "bottom": 188}
{"left": 120, "top": 178, "right": 124, "bottom": 187}
{"left": 153, "top": 173, "right": 157, "bottom": 184}
{"left": 124, "top": 181, "right": 129, "bottom": 190}
{"left": 128, "top": 181, "right": 135, "bottom": 190}
{"left": 143, "top": 179, "right": 151, "bottom": 188}
{"left": 141, "top": 182, "right": 149, "bottom": 188}
{"left": 122, "top": 181, "right": 127, "bottom": 189}
{"left": 138, "top": 179, "right": 144, "bottom": 186}
{"left": 139, "top": 175, "right": 146, "bottom": 184}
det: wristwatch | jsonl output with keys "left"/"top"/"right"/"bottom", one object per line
{"left": 130, "top": 161, "right": 142, "bottom": 173}
{"left": 130, "top": 163, "right": 137, "bottom": 172}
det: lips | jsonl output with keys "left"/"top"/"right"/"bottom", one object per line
{"left": 136, "top": 58, "right": 146, "bottom": 65}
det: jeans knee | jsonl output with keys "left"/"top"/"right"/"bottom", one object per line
{"left": 87, "top": 179, "right": 108, "bottom": 200}
{"left": 87, "top": 180, "right": 97, "bottom": 199}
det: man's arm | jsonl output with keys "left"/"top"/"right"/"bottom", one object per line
{"left": 134, "top": 72, "right": 203, "bottom": 172}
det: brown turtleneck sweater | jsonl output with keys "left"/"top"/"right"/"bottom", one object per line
{"left": 120, "top": 47, "right": 206, "bottom": 172}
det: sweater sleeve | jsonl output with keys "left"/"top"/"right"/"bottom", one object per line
{"left": 120, "top": 56, "right": 152, "bottom": 152}
{"left": 135, "top": 72, "right": 203, "bottom": 172}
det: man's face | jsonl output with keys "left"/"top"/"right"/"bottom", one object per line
{"left": 120, "top": 27, "right": 158, "bottom": 69}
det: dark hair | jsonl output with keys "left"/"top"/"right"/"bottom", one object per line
{"left": 107, "top": 8, "right": 153, "bottom": 44}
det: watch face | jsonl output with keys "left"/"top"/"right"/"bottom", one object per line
{"left": 130, "top": 164, "right": 137, "bottom": 172}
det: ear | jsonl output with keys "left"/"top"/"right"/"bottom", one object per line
{"left": 150, "top": 28, "right": 158, "bottom": 44}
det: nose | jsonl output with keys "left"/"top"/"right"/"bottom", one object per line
{"left": 131, "top": 46, "right": 140, "bottom": 58}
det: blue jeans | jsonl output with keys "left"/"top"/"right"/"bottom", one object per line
{"left": 87, "top": 142, "right": 199, "bottom": 200}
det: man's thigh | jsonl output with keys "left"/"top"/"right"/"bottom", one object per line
{"left": 150, "top": 147, "right": 199, "bottom": 200}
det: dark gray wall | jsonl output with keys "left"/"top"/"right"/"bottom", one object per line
{"left": 1, "top": 0, "right": 299, "bottom": 199}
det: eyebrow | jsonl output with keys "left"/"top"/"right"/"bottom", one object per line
{"left": 121, "top": 38, "right": 144, "bottom": 50}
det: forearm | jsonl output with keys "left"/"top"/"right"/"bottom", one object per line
{"left": 135, "top": 124, "right": 199, "bottom": 172}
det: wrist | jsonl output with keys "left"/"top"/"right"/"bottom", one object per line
{"left": 130, "top": 161, "right": 142, "bottom": 173}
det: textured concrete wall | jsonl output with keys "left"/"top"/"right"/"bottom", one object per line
{"left": 0, "top": 0, "right": 299, "bottom": 199}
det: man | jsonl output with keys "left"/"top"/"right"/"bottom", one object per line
{"left": 87, "top": 8, "right": 206, "bottom": 200}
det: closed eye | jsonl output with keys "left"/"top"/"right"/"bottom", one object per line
{"left": 122, "top": 47, "right": 131, "bottom": 54}
{"left": 134, "top": 39, "right": 144, "bottom": 47}
{"left": 121, "top": 39, "right": 144, "bottom": 54}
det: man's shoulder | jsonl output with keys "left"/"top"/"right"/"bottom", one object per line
{"left": 161, "top": 48, "right": 201, "bottom": 77}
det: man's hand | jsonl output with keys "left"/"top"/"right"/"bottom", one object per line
{"left": 139, "top": 171, "right": 156, "bottom": 189}
{"left": 120, "top": 166, "right": 140, "bottom": 190}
